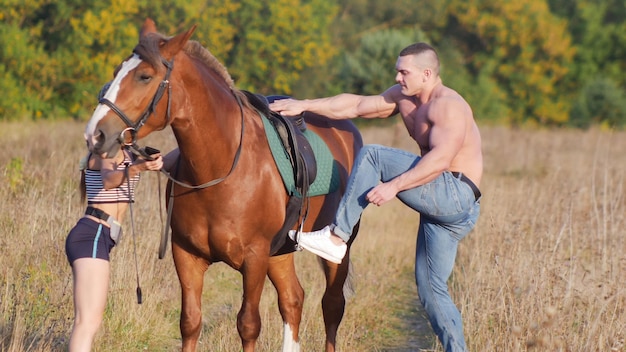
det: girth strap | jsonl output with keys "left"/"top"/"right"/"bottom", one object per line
{"left": 242, "top": 91, "right": 319, "bottom": 256}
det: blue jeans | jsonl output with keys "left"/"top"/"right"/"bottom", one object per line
{"left": 331, "top": 144, "right": 480, "bottom": 352}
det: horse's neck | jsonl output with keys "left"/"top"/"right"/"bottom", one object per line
{"left": 171, "top": 90, "right": 243, "bottom": 179}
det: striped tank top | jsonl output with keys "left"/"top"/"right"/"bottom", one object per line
{"left": 85, "top": 152, "right": 140, "bottom": 204}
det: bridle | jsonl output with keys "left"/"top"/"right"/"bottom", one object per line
{"left": 99, "top": 55, "right": 174, "bottom": 152}
{"left": 98, "top": 52, "right": 247, "bottom": 263}
{"left": 99, "top": 53, "right": 245, "bottom": 188}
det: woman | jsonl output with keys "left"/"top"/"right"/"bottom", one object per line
{"left": 65, "top": 145, "right": 165, "bottom": 351}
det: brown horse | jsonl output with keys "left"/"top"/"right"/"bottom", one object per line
{"left": 84, "top": 19, "right": 362, "bottom": 352}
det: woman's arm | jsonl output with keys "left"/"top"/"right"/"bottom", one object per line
{"left": 98, "top": 150, "right": 163, "bottom": 189}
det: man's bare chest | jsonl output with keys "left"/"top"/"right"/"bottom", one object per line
{"left": 399, "top": 104, "right": 430, "bottom": 148}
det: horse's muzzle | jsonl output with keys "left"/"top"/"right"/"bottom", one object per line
{"left": 89, "top": 129, "right": 121, "bottom": 159}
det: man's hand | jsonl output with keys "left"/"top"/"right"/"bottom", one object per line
{"left": 269, "top": 98, "right": 306, "bottom": 116}
{"left": 366, "top": 182, "right": 399, "bottom": 206}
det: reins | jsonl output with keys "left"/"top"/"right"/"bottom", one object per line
{"left": 124, "top": 88, "right": 246, "bottom": 260}
{"left": 106, "top": 53, "right": 246, "bottom": 190}
{"left": 155, "top": 91, "right": 245, "bottom": 259}
{"left": 110, "top": 54, "right": 247, "bottom": 278}
{"left": 103, "top": 55, "right": 172, "bottom": 304}
{"left": 158, "top": 90, "right": 245, "bottom": 189}
{"left": 124, "top": 155, "right": 143, "bottom": 304}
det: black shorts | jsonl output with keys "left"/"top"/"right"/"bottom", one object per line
{"left": 65, "top": 217, "right": 116, "bottom": 265}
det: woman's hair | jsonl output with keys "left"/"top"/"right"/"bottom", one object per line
{"left": 79, "top": 152, "right": 90, "bottom": 204}
{"left": 80, "top": 171, "right": 86, "bottom": 203}
{"left": 98, "top": 82, "right": 112, "bottom": 101}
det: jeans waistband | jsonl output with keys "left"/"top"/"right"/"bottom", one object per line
{"left": 450, "top": 172, "right": 481, "bottom": 201}
{"left": 85, "top": 206, "right": 112, "bottom": 221}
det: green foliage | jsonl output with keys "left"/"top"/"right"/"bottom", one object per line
{"left": 547, "top": 0, "right": 626, "bottom": 129}
{"left": 0, "top": 63, "right": 31, "bottom": 120}
{"left": 569, "top": 78, "right": 626, "bottom": 129}
{"left": 550, "top": 0, "right": 626, "bottom": 96}
{"left": 124, "top": 0, "right": 340, "bottom": 95}
{"left": 61, "top": 0, "right": 145, "bottom": 114}
{"left": 224, "top": 0, "right": 339, "bottom": 94}
{"left": 332, "top": 0, "right": 442, "bottom": 48}
{"left": 0, "top": 22, "right": 58, "bottom": 119}
{"left": 0, "top": 0, "right": 624, "bottom": 128}
{"left": 337, "top": 28, "right": 428, "bottom": 95}
{"left": 132, "top": 0, "right": 240, "bottom": 55}
{"left": 438, "top": 42, "right": 511, "bottom": 124}
{"left": 0, "top": 0, "right": 338, "bottom": 119}
{"left": 446, "top": 0, "right": 576, "bottom": 126}
{"left": 291, "top": 0, "right": 445, "bottom": 98}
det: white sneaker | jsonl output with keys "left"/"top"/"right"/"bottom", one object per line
{"left": 289, "top": 226, "right": 347, "bottom": 264}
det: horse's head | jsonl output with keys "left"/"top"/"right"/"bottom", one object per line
{"left": 85, "top": 18, "right": 196, "bottom": 158}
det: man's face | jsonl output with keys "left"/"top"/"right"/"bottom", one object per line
{"left": 395, "top": 55, "right": 425, "bottom": 96}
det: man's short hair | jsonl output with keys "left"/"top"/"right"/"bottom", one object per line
{"left": 399, "top": 42, "right": 437, "bottom": 58}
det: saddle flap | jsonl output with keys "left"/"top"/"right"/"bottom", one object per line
{"left": 242, "top": 90, "right": 317, "bottom": 193}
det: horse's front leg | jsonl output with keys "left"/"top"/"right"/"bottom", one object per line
{"left": 238, "top": 252, "right": 270, "bottom": 352}
{"left": 172, "top": 242, "right": 209, "bottom": 352}
{"left": 268, "top": 253, "right": 304, "bottom": 352}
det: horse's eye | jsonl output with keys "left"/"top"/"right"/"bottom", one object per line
{"left": 140, "top": 74, "right": 152, "bottom": 82}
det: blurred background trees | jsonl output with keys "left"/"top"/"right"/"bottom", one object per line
{"left": 0, "top": 0, "right": 624, "bottom": 128}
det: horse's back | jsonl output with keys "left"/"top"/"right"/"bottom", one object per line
{"left": 304, "top": 112, "right": 363, "bottom": 165}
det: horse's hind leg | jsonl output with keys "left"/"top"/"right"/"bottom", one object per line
{"left": 321, "top": 249, "right": 352, "bottom": 352}
{"left": 172, "top": 243, "right": 209, "bottom": 352}
{"left": 268, "top": 253, "right": 304, "bottom": 352}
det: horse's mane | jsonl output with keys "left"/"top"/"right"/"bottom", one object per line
{"left": 133, "top": 32, "right": 250, "bottom": 108}
{"left": 183, "top": 40, "right": 235, "bottom": 87}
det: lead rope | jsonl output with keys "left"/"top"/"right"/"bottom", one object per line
{"left": 124, "top": 156, "right": 143, "bottom": 304}
{"left": 124, "top": 144, "right": 171, "bottom": 259}
{"left": 159, "top": 157, "right": 181, "bottom": 259}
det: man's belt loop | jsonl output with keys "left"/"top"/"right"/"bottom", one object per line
{"left": 450, "top": 172, "right": 481, "bottom": 201}
{"left": 85, "top": 206, "right": 111, "bottom": 221}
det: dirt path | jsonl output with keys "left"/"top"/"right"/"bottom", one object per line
{"left": 383, "top": 297, "right": 436, "bottom": 352}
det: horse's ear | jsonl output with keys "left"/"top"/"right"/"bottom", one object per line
{"left": 161, "top": 24, "right": 197, "bottom": 60}
{"left": 140, "top": 18, "right": 158, "bottom": 38}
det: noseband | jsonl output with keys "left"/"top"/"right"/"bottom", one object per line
{"left": 99, "top": 56, "right": 174, "bottom": 150}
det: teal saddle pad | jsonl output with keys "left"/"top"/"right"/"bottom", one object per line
{"left": 260, "top": 113, "right": 339, "bottom": 197}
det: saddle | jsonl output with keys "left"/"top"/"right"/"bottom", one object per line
{"left": 242, "top": 91, "right": 318, "bottom": 256}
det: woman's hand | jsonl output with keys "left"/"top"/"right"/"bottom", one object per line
{"left": 135, "top": 154, "right": 163, "bottom": 171}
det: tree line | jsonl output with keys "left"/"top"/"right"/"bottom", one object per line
{"left": 1, "top": 0, "right": 624, "bottom": 128}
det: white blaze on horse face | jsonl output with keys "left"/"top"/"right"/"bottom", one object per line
{"left": 84, "top": 54, "right": 143, "bottom": 147}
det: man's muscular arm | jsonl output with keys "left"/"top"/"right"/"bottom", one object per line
{"left": 365, "top": 96, "right": 467, "bottom": 206}
{"left": 269, "top": 86, "right": 400, "bottom": 119}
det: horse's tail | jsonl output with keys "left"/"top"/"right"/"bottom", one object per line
{"left": 317, "top": 257, "right": 356, "bottom": 300}
{"left": 343, "top": 259, "right": 356, "bottom": 299}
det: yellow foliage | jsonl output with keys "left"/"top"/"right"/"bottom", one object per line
{"left": 448, "top": 0, "right": 575, "bottom": 124}
{"left": 219, "top": 0, "right": 338, "bottom": 93}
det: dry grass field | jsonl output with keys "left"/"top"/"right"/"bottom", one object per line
{"left": 0, "top": 119, "right": 624, "bottom": 351}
